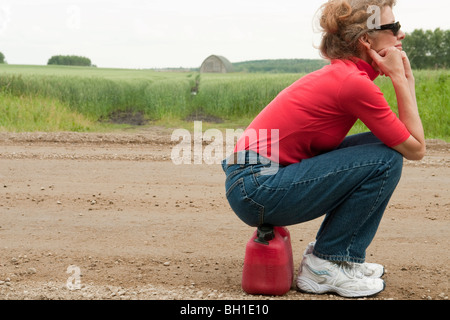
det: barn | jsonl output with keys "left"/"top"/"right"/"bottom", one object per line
{"left": 200, "top": 55, "right": 234, "bottom": 73}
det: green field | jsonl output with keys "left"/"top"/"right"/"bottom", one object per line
{"left": 0, "top": 64, "right": 448, "bottom": 140}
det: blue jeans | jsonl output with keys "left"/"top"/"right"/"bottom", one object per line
{"left": 222, "top": 133, "right": 403, "bottom": 263}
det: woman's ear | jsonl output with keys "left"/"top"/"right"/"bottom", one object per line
{"left": 359, "top": 34, "right": 372, "bottom": 51}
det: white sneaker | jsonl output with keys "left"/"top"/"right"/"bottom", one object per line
{"left": 297, "top": 254, "right": 385, "bottom": 298}
{"left": 352, "top": 262, "right": 385, "bottom": 278}
{"left": 303, "top": 241, "right": 384, "bottom": 278}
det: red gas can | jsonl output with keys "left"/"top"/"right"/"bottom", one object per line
{"left": 242, "top": 225, "right": 294, "bottom": 296}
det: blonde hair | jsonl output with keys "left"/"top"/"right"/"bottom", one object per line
{"left": 318, "top": 0, "right": 397, "bottom": 60}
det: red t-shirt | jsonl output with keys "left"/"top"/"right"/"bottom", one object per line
{"left": 235, "top": 58, "right": 410, "bottom": 166}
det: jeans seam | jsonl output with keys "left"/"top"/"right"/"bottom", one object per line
{"left": 225, "top": 177, "right": 243, "bottom": 198}
{"left": 257, "top": 161, "right": 386, "bottom": 192}
{"left": 240, "top": 176, "right": 265, "bottom": 225}
{"left": 225, "top": 168, "right": 245, "bottom": 183}
{"left": 313, "top": 250, "right": 365, "bottom": 264}
{"left": 250, "top": 166, "right": 261, "bottom": 188}
{"left": 347, "top": 162, "right": 391, "bottom": 262}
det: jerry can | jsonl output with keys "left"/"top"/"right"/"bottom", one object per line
{"left": 242, "top": 225, "right": 294, "bottom": 295}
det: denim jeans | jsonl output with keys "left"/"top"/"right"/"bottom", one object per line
{"left": 222, "top": 132, "right": 404, "bottom": 263}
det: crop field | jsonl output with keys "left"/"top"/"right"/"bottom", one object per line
{"left": 0, "top": 64, "right": 448, "bottom": 140}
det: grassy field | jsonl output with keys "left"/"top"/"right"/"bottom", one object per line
{"left": 0, "top": 64, "right": 448, "bottom": 140}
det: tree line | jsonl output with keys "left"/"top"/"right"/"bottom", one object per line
{"left": 402, "top": 28, "right": 449, "bottom": 69}
{"left": 0, "top": 28, "right": 448, "bottom": 69}
{"left": 232, "top": 59, "right": 329, "bottom": 73}
{"left": 47, "top": 55, "right": 94, "bottom": 67}
{"left": 0, "top": 53, "right": 94, "bottom": 66}
{"left": 232, "top": 28, "right": 449, "bottom": 72}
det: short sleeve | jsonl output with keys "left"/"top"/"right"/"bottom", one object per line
{"left": 339, "top": 73, "right": 411, "bottom": 147}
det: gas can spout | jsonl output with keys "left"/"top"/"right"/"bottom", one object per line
{"left": 254, "top": 225, "right": 275, "bottom": 245}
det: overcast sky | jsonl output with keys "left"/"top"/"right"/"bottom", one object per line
{"left": 0, "top": 0, "right": 449, "bottom": 69}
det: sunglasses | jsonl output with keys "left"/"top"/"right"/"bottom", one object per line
{"left": 374, "top": 21, "right": 402, "bottom": 36}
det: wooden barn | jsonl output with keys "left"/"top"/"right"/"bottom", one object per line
{"left": 200, "top": 55, "right": 234, "bottom": 73}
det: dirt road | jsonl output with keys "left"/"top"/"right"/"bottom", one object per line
{"left": 0, "top": 128, "right": 448, "bottom": 300}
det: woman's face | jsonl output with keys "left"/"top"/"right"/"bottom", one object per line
{"left": 367, "top": 6, "right": 405, "bottom": 53}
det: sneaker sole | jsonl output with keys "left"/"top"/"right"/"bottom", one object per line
{"left": 297, "top": 276, "right": 386, "bottom": 298}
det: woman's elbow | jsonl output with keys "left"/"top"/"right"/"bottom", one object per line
{"left": 404, "top": 144, "right": 426, "bottom": 161}
{"left": 393, "top": 138, "right": 426, "bottom": 161}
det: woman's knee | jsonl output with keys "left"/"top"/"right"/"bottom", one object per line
{"left": 383, "top": 147, "right": 404, "bottom": 184}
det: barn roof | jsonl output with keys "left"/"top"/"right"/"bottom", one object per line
{"left": 200, "top": 55, "right": 234, "bottom": 73}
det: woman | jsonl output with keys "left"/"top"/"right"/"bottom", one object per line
{"left": 222, "top": 0, "right": 425, "bottom": 298}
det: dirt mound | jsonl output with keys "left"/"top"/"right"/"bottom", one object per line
{"left": 103, "top": 110, "right": 149, "bottom": 126}
{"left": 184, "top": 110, "right": 223, "bottom": 123}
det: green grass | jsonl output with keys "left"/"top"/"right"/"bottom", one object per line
{"left": 373, "top": 71, "right": 448, "bottom": 140}
{"left": 348, "top": 71, "right": 449, "bottom": 141}
{"left": 0, "top": 64, "right": 188, "bottom": 80}
{"left": 194, "top": 73, "right": 302, "bottom": 118}
{"left": 0, "top": 64, "right": 448, "bottom": 140}
{"left": 0, "top": 92, "right": 98, "bottom": 132}
{"left": 0, "top": 65, "right": 195, "bottom": 122}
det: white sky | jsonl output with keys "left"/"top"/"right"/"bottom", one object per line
{"left": 0, "top": 0, "right": 449, "bottom": 69}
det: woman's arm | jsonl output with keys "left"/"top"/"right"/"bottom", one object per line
{"left": 368, "top": 47, "right": 426, "bottom": 160}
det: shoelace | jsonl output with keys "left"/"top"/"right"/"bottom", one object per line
{"left": 350, "top": 262, "right": 374, "bottom": 276}
{"left": 337, "top": 262, "right": 365, "bottom": 279}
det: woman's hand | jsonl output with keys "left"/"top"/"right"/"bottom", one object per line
{"left": 400, "top": 50, "right": 414, "bottom": 81}
{"left": 367, "top": 46, "right": 406, "bottom": 79}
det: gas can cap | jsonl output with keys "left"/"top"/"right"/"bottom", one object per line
{"left": 254, "top": 225, "right": 274, "bottom": 245}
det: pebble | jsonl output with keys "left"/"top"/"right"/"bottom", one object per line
{"left": 27, "top": 268, "right": 37, "bottom": 274}
{"left": 438, "top": 292, "right": 448, "bottom": 299}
